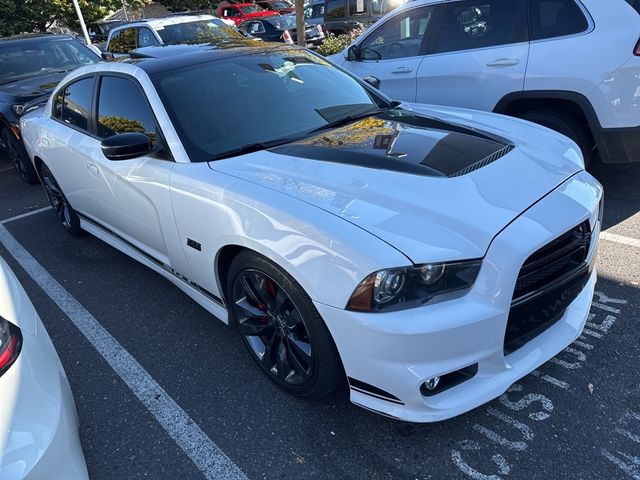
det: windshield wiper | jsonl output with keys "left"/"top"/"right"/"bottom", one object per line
{"left": 209, "top": 136, "right": 299, "bottom": 161}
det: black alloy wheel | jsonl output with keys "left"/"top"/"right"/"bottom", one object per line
{"left": 2, "top": 128, "right": 38, "bottom": 184}
{"left": 40, "top": 164, "right": 83, "bottom": 236}
{"left": 228, "top": 251, "right": 343, "bottom": 397}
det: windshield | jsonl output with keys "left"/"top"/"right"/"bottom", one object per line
{"left": 152, "top": 49, "right": 388, "bottom": 162}
{"left": 271, "top": 1, "right": 293, "bottom": 8}
{"left": 0, "top": 38, "right": 100, "bottom": 85}
{"left": 157, "top": 19, "right": 244, "bottom": 44}
{"left": 240, "top": 5, "right": 262, "bottom": 13}
{"left": 270, "top": 15, "right": 297, "bottom": 29}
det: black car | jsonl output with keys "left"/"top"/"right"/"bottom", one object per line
{"left": 0, "top": 34, "right": 100, "bottom": 183}
{"left": 238, "top": 15, "right": 325, "bottom": 47}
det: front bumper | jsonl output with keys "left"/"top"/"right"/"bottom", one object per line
{"left": 0, "top": 315, "right": 88, "bottom": 479}
{"left": 317, "top": 170, "right": 602, "bottom": 422}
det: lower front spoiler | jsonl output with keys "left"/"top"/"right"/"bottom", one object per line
{"left": 316, "top": 269, "right": 596, "bottom": 423}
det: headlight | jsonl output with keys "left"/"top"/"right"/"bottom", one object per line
{"left": 346, "top": 260, "right": 482, "bottom": 313}
{"left": 12, "top": 104, "right": 24, "bottom": 116}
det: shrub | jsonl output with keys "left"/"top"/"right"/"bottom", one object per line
{"left": 317, "top": 28, "right": 363, "bottom": 57}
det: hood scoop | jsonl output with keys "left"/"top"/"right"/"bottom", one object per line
{"left": 271, "top": 110, "right": 514, "bottom": 178}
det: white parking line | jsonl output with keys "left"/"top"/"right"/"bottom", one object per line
{"left": 600, "top": 231, "right": 640, "bottom": 249}
{"left": 0, "top": 206, "right": 51, "bottom": 225}
{"left": 0, "top": 223, "right": 248, "bottom": 480}
{"left": 0, "top": 166, "right": 14, "bottom": 173}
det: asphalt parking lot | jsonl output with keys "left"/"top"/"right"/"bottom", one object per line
{"left": 0, "top": 152, "right": 639, "bottom": 480}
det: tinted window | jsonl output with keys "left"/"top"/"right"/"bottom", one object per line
{"left": 240, "top": 5, "right": 261, "bottom": 13}
{"left": 109, "top": 28, "right": 137, "bottom": 53}
{"left": 138, "top": 27, "right": 159, "bottom": 47}
{"left": 156, "top": 19, "right": 242, "bottom": 44}
{"left": 349, "top": 0, "right": 368, "bottom": 16}
{"left": 243, "top": 21, "right": 266, "bottom": 34}
{"left": 371, "top": 0, "right": 407, "bottom": 15}
{"left": 222, "top": 7, "right": 240, "bottom": 16}
{"left": 54, "top": 77, "right": 94, "bottom": 131}
{"left": 0, "top": 38, "right": 99, "bottom": 85}
{"left": 626, "top": 0, "right": 640, "bottom": 14}
{"left": 270, "top": 16, "right": 297, "bottom": 29}
{"left": 97, "top": 76, "right": 158, "bottom": 145}
{"left": 435, "top": 0, "right": 526, "bottom": 54}
{"left": 359, "top": 6, "right": 435, "bottom": 59}
{"left": 152, "top": 51, "right": 387, "bottom": 162}
{"left": 326, "top": 0, "right": 346, "bottom": 18}
{"left": 529, "top": 0, "right": 589, "bottom": 40}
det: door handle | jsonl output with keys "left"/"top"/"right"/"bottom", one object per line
{"left": 391, "top": 66, "right": 413, "bottom": 74}
{"left": 486, "top": 58, "right": 520, "bottom": 67}
{"left": 86, "top": 162, "right": 98, "bottom": 177}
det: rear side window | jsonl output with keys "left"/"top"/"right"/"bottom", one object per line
{"left": 53, "top": 77, "right": 94, "bottom": 132}
{"left": 109, "top": 28, "right": 137, "bottom": 53}
{"left": 529, "top": 0, "right": 589, "bottom": 41}
{"left": 97, "top": 76, "right": 158, "bottom": 145}
{"left": 138, "top": 27, "right": 159, "bottom": 47}
{"left": 326, "top": 0, "right": 346, "bottom": 19}
{"left": 626, "top": 0, "right": 640, "bottom": 14}
{"left": 434, "top": 0, "right": 526, "bottom": 54}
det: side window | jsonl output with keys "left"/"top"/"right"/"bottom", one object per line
{"left": 358, "top": 6, "right": 436, "bottom": 60}
{"left": 109, "top": 28, "right": 136, "bottom": 53}
{"left": 326, "top": 0, "right": 346, "bottom": 19}
{"left": 53, "top": 77, "right": 94, "bottom": 132}
{"left": 434, "top": 0, "right": 526, "bottom": 54}
{"left": 349, "top": 0, "right": 368, "bottom": 16}
{"left": 247, "top": 21, "right": 266, "bottom": 34}
{"left": 97, "top": 76, "right": 158, "bottom": 146}
{"left": 138, "top": 27, "right": 159, "bottom": 47}
{"left": 223, "top": 7, "right": 240, "bottom": 16}
{"left": 529, "top": 0, "right": 589, "bottom": 41}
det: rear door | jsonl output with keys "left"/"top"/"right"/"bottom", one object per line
{"left": 342, "top": 4, "right": 439, "bottom": 101}
{"left": 415, "top": 0, "right": 528, "bottom": 111}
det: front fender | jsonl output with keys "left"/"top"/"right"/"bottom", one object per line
{"left": 169, "top": 163, "right": 410, "bottom": 309}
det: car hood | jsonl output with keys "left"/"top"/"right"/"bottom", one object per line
{"left": 210, "top": 105, "right": 583, "bottom": 264}
{"left": 0, "top": 71, "right": 66, "bottom": 103}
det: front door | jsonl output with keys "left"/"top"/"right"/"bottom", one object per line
{"left": 341, "top": 4, "right": 439, "bottom": 102}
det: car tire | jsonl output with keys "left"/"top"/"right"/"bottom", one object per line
{"left": 518, "top": 110, "right": 593, "bottom": 168}
{"left": 227, "top": 250, "right": 344, "bottom": 398}
{"left": 39, "top": 163, "right": 83, "bottom": 236}
{"left": 2, "top": 128, "right": 38, "bottom": 184}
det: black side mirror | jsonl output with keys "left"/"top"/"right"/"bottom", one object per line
{"left": 101, "top": 133, "right": 151, "bottom": 161}
{"left": 347, "top": 44, "right": 360, "bottom": 61}
{"left": 363, "top": 76, "right": 380, "bottom": 89}
{"left": 101, "top": 51, "right": 114, "bottom": 61}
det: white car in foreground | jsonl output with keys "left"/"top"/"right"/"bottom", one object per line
{"left": 0, "top": 257, "right": 88, "bottom": 479}
{"left": 20, "top": 44, "right": 602, "bottom": 422}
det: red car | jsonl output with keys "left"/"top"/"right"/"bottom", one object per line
{"left": 256, "top": 0, "right": 295, "bottom": 14}
{"left": 217, "top": 3, "right": 280, "bottom": 25}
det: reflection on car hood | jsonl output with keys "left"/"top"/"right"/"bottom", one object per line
{"left": 0, "top": 72, "right": 66, "bottom": 102}
{"left": 211, "top": 107, "right": 583, "bottom": 263}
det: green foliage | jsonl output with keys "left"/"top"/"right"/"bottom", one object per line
{"left": 157, "top": 0, "right": 212, "bottom": 12}
{"left": 0, "top": 0, "right": 148, "bottom": 36}
{"left": 316, "top": 28, "right": 362, "bottom": 57}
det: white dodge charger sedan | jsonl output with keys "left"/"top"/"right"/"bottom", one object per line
{"left": 20, "top": 43, "right": 602, "bottom": 422}
{"left": 0, "top": 257, "right": 88, "bottom": 478}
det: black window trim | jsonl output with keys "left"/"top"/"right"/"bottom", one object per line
{"left": 50, "top": 74, "right": 100, "bottom": 140}
{"left": 527, "top": 0, "right": 594, "bottom": 44}
{"left": 95, "top": 72, "right": 174, "bottom": 162}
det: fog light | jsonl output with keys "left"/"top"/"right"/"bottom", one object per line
{"left": 424, "top": 376, "right": 440, "bottom": 391}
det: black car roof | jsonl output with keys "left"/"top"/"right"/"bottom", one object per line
{"left": 129, "top": 42, "right": 303, "bottom": 74}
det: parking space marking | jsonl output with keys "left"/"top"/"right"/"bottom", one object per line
{"left": 0, "top": 166, "right": 14, "bottom": 173}
{"left": 0, "top": 223, "right": 248, "bottom": 480}
{"left": 0, "top": 206, "right": 51, "bottom": 225}
{"left": 600, "top": 231, "right": 640, "bottom": 249}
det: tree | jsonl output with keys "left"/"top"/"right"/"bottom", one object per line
{"left": 157, "top": 0, "right": 212, "bottom": 12}
{"left": 0, "top": 0, "right": 148, "bottom": 36}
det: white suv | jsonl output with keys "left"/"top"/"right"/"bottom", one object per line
{"left": 331, "top": 0, "right": 640, "bottom": 165}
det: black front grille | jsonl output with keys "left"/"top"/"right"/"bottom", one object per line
{"left": 504, "top": 221, "right": 592, "bottom": 354}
